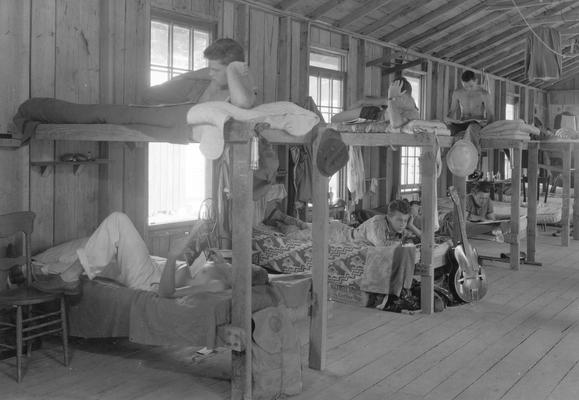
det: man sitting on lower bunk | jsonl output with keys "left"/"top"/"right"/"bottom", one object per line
{"left": 31, "top": 212, "right": 233, "bottom": 298}
{"left": 264, "top": 199, "right": 422, "bottom": 312}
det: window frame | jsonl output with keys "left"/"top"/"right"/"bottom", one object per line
{"left": 308, "top": 48, "right": 347, "bottom": 202}
{"left": 399, "top": 71, "right": 426, "bottom": 195}
{"left": 147, "top": 12, "right": 216, "bottom": 228}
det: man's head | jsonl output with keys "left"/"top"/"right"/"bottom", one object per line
{"left": 386, "top": 199, "right": 411, "bottom": 233}
{"left": 472, "top": 181, "right": 492, "bottom": 202}
{"left": 203, "top": 38, "right": 245, "bottom": 87}
{"left": 393, "top": 77, "right": 412, "bottom": 96}
{"left": 409, "top": 200, "right": 421, "bottom": 217}
{"left": 461, "top": 70, "right": 478, "bottom": 90}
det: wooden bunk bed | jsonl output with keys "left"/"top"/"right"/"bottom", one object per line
{"left": 21, "top": 116, "right": 319, "bottom": 400}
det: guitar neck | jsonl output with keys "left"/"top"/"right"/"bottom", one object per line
{"left": 450, "top": 187, "right": 476, "bottom": 264}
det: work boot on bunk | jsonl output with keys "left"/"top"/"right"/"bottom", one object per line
{"left": 32, "top": 274, "right": 82, "bottom": 296}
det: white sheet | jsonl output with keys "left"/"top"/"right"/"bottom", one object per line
{"left": 187, "top": 101, "right": 320, "bottom": 159}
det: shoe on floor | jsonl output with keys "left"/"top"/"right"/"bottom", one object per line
{"left": 32, "top": 275, "right": 81, "bottom": 296}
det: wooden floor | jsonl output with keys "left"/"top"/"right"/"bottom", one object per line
{"left": 3, "top": 226, "right": 579, "bottom": 400}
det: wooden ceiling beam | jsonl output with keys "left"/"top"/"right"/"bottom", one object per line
{"left": 462, "top": 39, "right": 526, "bottom": 68}
{"left": 426, "top": 11, "right": 506, "bottom": 54}
{"left": 275, "top": 0, "right": 303, "bottom": 11}
{"left": 435, "top": 0, "right": 571, "bottom": 58}
{"left": 483, "top": 50, "right": 525, "bottom": 72}
{"left": 401, "top": 3, "right": 488, "bottom": 49}
{"left": 335, "top": 0, "right": 390, "bottom": 28}
{"left": 453, "top": 28, "right": 525, "bottom": 63}
{"left": 357, "top": 1, "right": 432, "bottom": 36}
{"left": 495, "top": 61, "right": 525, "bottom": 77}
{"left": 516, "top": 12, "right": 579, "bottom": 25}
{"left": 380, "top": 0, "right": 465, "bottom": 43}
{"left": 485, "top": 1, "right": 565, "bottom": 11}
{"left": 306, "top": 0, "right": 347, "bottom": 20}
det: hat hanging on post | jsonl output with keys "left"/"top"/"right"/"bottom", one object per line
{"left": 446, "top": 138, "right": 479, "bottom": 177}
{"left": 316, "top": 128, "right": 349, "bottom": 177}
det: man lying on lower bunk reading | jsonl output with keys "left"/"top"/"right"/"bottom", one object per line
{"left": 32, "top": 212, "right": 232, "bottom": 298}
{"left": 439, "top": 181, "right": 510, "bottom": 241}
{"left": 264, "top": 199, "right": 422, "bottom": 312}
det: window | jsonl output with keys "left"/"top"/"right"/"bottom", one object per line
{"left": 502, "top": 95, "right": 519, "bottom": 179}
{"left": 148, "top": 18, "right": 212, "bottom": 225}
{"left": 400, "top": 73, "right": 424, "bottom": 194}
{"left": 309, "top": 50, "right": 345, "bottom": 202}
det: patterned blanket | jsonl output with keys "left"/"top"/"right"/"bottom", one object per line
{"left": 252, "top": 228, "right": 451, "bottom": 305}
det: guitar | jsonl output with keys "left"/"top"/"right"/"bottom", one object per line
{"left": 448, "top": 186, "right": 488, "bottom": 302}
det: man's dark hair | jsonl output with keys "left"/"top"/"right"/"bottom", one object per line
{"left": 388, "top": 199, "right": 411, "bottom": 215}
{"left": 461, "top": 70, "right": 476, "bottom": 82}
{"left": 394, "top": 77, "right": 412, "bottom": 95}
{"left": 204, "top": 38, "right": 245, "bottom": 65}
{"left": 475, "top": 181, "right": 492, "bottom": 193}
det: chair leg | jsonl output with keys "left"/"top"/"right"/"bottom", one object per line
{"left": 60, "top": 296, "right": 69, "bottom": 367}
{"left": 26, "top": 305, "right": 32, "bottom": 358}
{"left": 16, "top": 306, "right": 23, "bottom": 383}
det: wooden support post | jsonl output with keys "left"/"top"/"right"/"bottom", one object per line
{"left": 309, "top": 127, "right": 329, "bottom": 371}
{"left": 510, "top": 146, "right": 522, "bottom": 270}
{"left": 419, "top": 140, "right": 436, "bottom": 314}
{"left": 526, "top": 142, "right": 538, "bottom": 263}
{"left": 561, "top": 144, "right": 571, "bottom": 247}
{"left": 574, "top": 143, "right": 579, "bottom": 240}
{"left": 230, "top": 136, "right": 253, "bottom": 400}
{"left": 451, "top": 175, "right": 466, "bottom": 245}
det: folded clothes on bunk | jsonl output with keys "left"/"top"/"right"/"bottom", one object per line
{"left": 401, "top": 120, "right": 451, "bottom": 135}
{"left": 480, "top": 119, "right": 540, "bottom": 136}
{"left": 480, "top": 131, "right": 531, "bottom": 141}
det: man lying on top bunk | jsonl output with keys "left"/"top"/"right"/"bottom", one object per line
{"left": 264, "top": 199, "right": 423, "bottom": 312}
{"left": 31, "top": 38, "right": 259, "bottom": 297}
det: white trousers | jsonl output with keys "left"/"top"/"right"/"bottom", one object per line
{"left": 76, "top": 212, "right": 163, "bottom": 291}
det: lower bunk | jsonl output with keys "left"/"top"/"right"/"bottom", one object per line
{"left": 252, "top": 225, "right": 452, "bottom": 309}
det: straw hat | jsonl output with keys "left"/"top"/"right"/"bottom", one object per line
{"left": 446, "top": 139, "right": 479, "bottom": 177}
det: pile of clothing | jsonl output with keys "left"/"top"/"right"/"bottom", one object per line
{"left": 479, "top": 119, "right": 540, "bottom": 141}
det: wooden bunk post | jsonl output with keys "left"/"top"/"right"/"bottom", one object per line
{"left": 561, "top": 144, "right": 572, "bottom": 247}
{"left": 574, "top": 143, "right": 579, "bottom": 241}
{"left": 309, "top": 127, "right": 329, "bottom": 370}
{"left": 526, "top": 141, "right": 539, "bottom": 264}
{"left": 229, "top": 122, "right": 254, "bottom": 400}
{"left": 419, "top": 138, "right": 437, "bottom": 314}
{"left": 509, "top": 145, "right": 522, "bottom": 270}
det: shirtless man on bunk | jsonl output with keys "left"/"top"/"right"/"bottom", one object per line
{"left": 445, "top": 70, "right": 494, "bottom": 146}
{"left": 32, "top": 39, "right": 257, "bottom": 297}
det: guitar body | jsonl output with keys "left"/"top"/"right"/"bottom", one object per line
{"left": 448, "top": 186, "right": 488, "bottom": 303}
{"left": 449, "top": 244, "right": 488, "bottom": 302}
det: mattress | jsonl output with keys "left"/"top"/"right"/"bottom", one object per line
{"left": 68, "top": 277, "right": 276, "bottom": 348}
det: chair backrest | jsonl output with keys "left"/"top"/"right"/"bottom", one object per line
{"left": 0, "top": 211, "right": 35, "bottom": 286}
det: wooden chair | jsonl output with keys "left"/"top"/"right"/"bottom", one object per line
{"left": 0, "top": 211, "right": 69, "bottom": 382}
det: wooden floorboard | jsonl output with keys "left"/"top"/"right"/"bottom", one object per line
{"left": 2, "top": 227, "right": 579, "bottom": 399}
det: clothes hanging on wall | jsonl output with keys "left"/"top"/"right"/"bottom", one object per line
{"left": 347, "top": 146, "right": 365, "bottom": 203}
{"left": 290, "top": 145, "right": 313, "bottom": 204}
{"left": 525, "top": 27, "right": 562, "bottom": 81}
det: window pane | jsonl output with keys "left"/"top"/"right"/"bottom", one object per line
{"left": 193, "top": 30, "right": 210, "bottom": 70}
{"left": 149, "top": 143, "right": 207, "bottom": 225}
{"left": 150, "top": 68, "right": 169, "bottom": 86}
{"left": 310, "top": 52, "right": 341, "bottom": 71}
{"left": 151, "top": 21, "right": 169, "bottom": 66}
{"left": 172, "top": 25, "right": 191, "bottom": 70}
